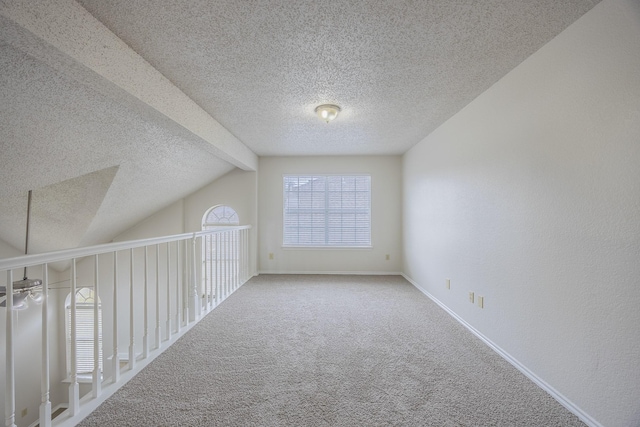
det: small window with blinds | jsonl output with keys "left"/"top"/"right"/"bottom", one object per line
{"left": 283, "top": 175, "right": 371, "bottom": 247}
{"left": 65, "top": 288, "right": 103, "bottom": 377}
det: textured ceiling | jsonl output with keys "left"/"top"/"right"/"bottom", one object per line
{"left": 0, "top": 41, "right": 234, "bottom": 253}
{"left": 0, "top": 0, "right": 600, "bottom": 254}
{"left": 79, "top": 0, "right": 599, "bottom": 156}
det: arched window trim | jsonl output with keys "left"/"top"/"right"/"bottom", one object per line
{"left": 202, "top": 205, "right": 239, "bottom": 228}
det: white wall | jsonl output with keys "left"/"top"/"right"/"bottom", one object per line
{"left": 113, "top": 200, "right": 184, "bottom": 242}
{"left": 258, "top": 156, "right": 402, "bottom": 274}
{"left": 402, "top": 1, "right": 640, "bottom": 426}
{"left": 0, "top": 237, "right": 20, "bottom": 257}
{"left": 114, "top": 168, "right": 258, "bottom": 276}
{"left": 184, "top": 168, "right": 258, "bottom": 275}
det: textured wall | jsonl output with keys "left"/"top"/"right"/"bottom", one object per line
{"left": 258, "top": 156, "right": 402, "bottom": 274}
{"left": 402, "top": 1, "right": 640, "bottom": 426}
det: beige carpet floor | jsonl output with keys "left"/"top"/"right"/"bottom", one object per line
{"left": 78, "top": 274, "right": 585, "bottom": 426}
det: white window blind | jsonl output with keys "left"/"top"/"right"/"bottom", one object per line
{"left": 283, "top": 175, "right": 371, "bottom": 247}
{"left": 66, "top": 288, "right": 103, "bottom": 375}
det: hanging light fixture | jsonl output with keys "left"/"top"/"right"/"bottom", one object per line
{"left": 315, "top": 104, "right": 341, "bottom": 123}
{"left": 0, "top": 190, "right": 43, "bottom": 310}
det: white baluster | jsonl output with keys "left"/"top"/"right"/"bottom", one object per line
{"left": 166, "top": 242, "right": 172, "bottom": 340}
{"left": 245, "top": 229, "right": 249, "bottom": 282}
{"left": 208, "top": 234, "right": 213, "bottom": 311}
{"left": 232, "top": 231, "right": 235, "bottom": 290}
{"left": 221, "top": 232, "right": 225, "bottom": 297}
{"left": 218, "top": 233, "right": 223, "bottom": 300}
{"left": 112, "top": 252, "right": 120, "bottom": 383}
{"left": 239, "top": 230, "right": 243, "bottom": 284}
{"left": 230, "top": 231, "right": 233, "bottom": 292}
{"left": 155, "top": 244, "right": 161, "bottom": 349}
{"left": 40, "top": 264, "right": 52, "bottom": 427}
{"left": 224, "top": 232, "right": 227, "bottom": 295}
{"left": 190, "top": 236, "right": 197, "bottom": 322}
{"left": 5, "top": 270, "right": 16, "bottom": 427}
{"left": 221, "top": 233, "right": 226, "bottom": 299}
{"left": 240, "top": 229, "right": 245, "bottom": 284}
{"left": 200, "top": 236, "right": 209, "bottom": 313}
{"left": 93, "top": 255, "right": 101, "bottom": 397}
{"left": 69, "top": 259, "right": 79, "bottom": 416}
{"left": 226, "top": 232, "right": 230, "bottom": 296}
{"left": 183, "top": 239, "right": 189, "bottom": 323}
{"left": 129, "top": 249, "right": 135, "bottom": 370}
{"left": 214, "top": 234, "right": 220, "bottom": 305}
{"left": 209, "top": 234, "right": 214, "bottom": 309}
{"left": 176, "top": 241, "right": 181, "bottom": 333}
{"left": 234, "top": 229, "right": 239, "bottom": 290}
{"left": 143, "top": 246, "right": 149, "bottom": 358}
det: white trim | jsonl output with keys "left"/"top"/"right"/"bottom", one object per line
{"left": 401, "top": 273, "right": 603, "bottom": 427}
{"left": 257, "top": 271, "right": 402, "bottom": 276}
{"left": 61, "top": 373, "right": 102, "bottom": 384}
{"left": 0, "top": 227, "right": 251, "bottom": 271}
{"left": 281, "top": 246, "right": 373, "bottom": 250}
{"left": 28, "top": 404, "right": 67, "bottom": 427}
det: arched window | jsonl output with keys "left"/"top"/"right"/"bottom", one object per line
{"left": 202, "top": 206, "right": 240, "bottom": 302}
{"left": 203, "top": 205, "right": 239, "bottom": 227}
{"left": 65, "top": 287, "right": 103, "bottom": 376}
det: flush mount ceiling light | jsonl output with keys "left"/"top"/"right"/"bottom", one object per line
{"left": 315, "top": 104, "right": 341, "bottom": 123}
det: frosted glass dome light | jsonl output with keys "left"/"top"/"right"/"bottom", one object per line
{"left": 315, "top": 104, "right": 341, "bottom": 123}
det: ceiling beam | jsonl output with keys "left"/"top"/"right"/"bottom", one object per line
{"left": 0, "top": 0, "right": 258, "bottom": 171}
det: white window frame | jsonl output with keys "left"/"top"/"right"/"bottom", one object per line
{"left": 65, "top": 287, "right": 103, "bottom": 380}
{"left": 202, "top": 205, "right": 239, "bottom": 227}
{"left": 283, "top": 174, "right": 372, "bottom": 248}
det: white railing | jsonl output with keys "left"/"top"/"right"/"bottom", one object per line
{"left": 0, "top": 226, "right": 251, "bottom": 427}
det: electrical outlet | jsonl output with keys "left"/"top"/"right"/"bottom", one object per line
{"left": 268, "top": 253, "right": 274, "bottom": 260}
{"left": 477, "top": 296, "right": 484, "bottom": 309}
{"left": 385, "top": 254, "right": 390, "bottom": 260}
{"left": 469, "top": 292, "right": 474, "bottom": 303}
{"left": 446, "top": 279, "right": 450, "bottom": 290}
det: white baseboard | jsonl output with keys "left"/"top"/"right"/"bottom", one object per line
{"left": 28, "top": 403, "right": 67, "bottom": 427}
{"left": 401, "top": 273, "right": 603, "bottom": 427}
{"left": 257, "top": 270, "right": 402, "bottom": 276}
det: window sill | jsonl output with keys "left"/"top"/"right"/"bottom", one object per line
{"left": 62, "top": 374, "right": 102, "bottom": 384}
{"left": 282, "top": 245, "right": 373, "bottom": 250}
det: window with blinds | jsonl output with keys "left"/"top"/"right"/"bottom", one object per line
{"left": 283, "top": 175, "right": 371, "bottom": 247}
{"left": 65, "top": 288, "right": 103, "bottom": 376}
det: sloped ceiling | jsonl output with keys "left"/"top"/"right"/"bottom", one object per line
{"left": 0, "top": 0, "right": 599, "bottom": 254}
{"left": 0, "top": 36, "right": 236, "bottom": 252}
